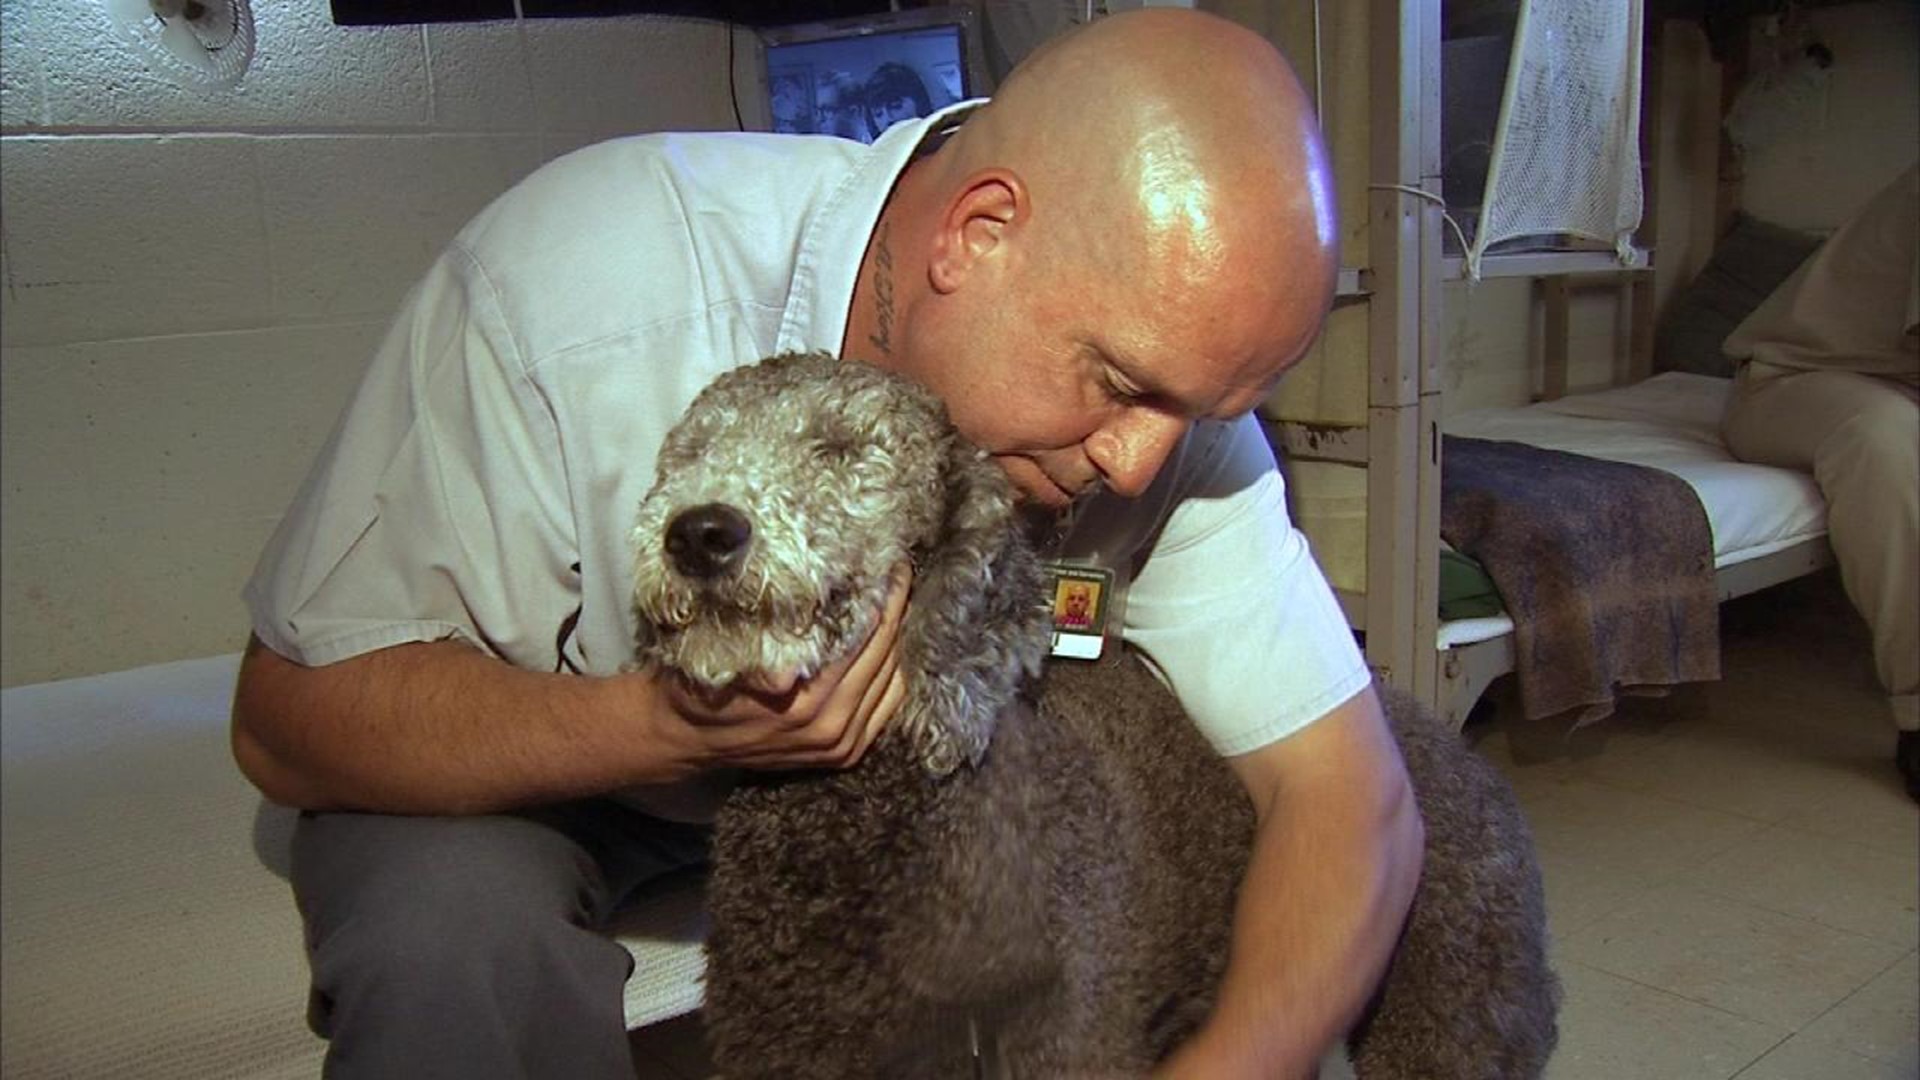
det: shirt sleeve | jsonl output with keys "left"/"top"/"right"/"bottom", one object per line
{"left": 242, "top": 245, "right": 580, "bottom": 670}
{"left": 1118, "top": 414, "right": 1372, "bottom": 757}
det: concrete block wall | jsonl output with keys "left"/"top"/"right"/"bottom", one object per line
{"left": 1, "top": 1, "right": 763, "bottom": 686}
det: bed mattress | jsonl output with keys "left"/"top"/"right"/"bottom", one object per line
{"left": 0, "top": 654, "right": 707, "bottom": 1078}
{"left": 1436, "top": 372, "right": 1828, "bottom": 648}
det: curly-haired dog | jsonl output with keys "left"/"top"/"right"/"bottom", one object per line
{"left": 629, "top": 351, "right": 1560, "bottom": 1078}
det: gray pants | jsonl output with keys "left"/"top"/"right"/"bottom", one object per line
{"left": 290, "top": 801, "right": 711, "bottom": 1079}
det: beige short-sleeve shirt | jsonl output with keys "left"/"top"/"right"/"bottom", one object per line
{"left": 1725, "top": 164, "right": 1919, "bottom": 385}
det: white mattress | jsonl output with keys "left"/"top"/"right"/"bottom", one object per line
{"left": 1437, "top": 372, "right": 1829, "bottom": 648}
{"left": 1, "top": 654, "right": 707, "bottom": 1079}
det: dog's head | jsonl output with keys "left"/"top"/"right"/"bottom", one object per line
{"left": 631, "top": 352, "right": 1050, "bottom": 774}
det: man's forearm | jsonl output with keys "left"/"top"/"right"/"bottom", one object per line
{"left": 1205, "top": 776, "right": 1423, "bottom": 1075}
{"left": 231, "top": 636, "right": 691, "bottom": 815}
{"left": 1159, "top": 688, "right": 1426, "bottom": 1078}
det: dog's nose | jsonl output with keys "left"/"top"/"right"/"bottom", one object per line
{"left": 664, "top": 503, "right": 753, "bottom": 579}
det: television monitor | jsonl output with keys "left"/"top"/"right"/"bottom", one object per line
{"left": 757, "top": 5, "right": 991, "bottom": 144}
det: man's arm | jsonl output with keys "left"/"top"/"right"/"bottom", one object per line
{"left": 231, "top": 572, "right": 910, "bottom": 815}
{"left": 1156, "top": 684, "right": 1424, "bottom": 1079}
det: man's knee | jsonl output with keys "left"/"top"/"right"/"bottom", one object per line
{"left": 291, "top": 811, "right": 634, "bottom": 1037}
{"left": 292, "top": 811, "right": 614, "bottom": 965}
{"left": 301, "top": 808, "right": 603, "bottom": 886}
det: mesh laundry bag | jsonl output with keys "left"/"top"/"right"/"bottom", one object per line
{"left": 1466, "top": 0, "right": 1646, "bottom": 279}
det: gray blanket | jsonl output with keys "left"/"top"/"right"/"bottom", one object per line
{"left": 1440, "top": 436, "right": 1720, "bottom": 725}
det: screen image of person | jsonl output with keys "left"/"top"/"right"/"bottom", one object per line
{"left": 863, "top": 61, "right": 934, "bottom": 135}
{"left": 769, "top": 70, "right": 814, "bottom": 134}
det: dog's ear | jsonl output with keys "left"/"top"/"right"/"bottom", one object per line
{"left": 896, "top": 439, "right": 1051, "bottom": 776}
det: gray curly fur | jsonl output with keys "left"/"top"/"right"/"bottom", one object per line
{"left": 630, "top": 353, "right": 1560, "bottom": 1077}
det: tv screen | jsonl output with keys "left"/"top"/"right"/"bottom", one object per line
{"left": 760, "top": 6, "right": 986, "bottom": 144}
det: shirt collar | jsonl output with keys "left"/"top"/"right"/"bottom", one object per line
{"left": 775, "top": 100, "right": 984, "bottom": 357}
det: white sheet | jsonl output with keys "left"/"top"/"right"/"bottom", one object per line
{"left": 1436, "top": 372, "right": 1829, "bottom": 648}
{"left": 1447, "top": 372, "right": 1829, "bottom": 562}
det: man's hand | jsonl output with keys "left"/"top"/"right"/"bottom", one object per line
{"left": 656, "top": 564, "right": 912, "bottom": 772}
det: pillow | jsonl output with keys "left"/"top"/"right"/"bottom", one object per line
{"left": 1654, "top": 213, "right": 1823, "bottom": 377}
{"left": 1438, "top": 548, "right": 1504, "bottom": 621}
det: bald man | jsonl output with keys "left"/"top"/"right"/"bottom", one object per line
{"left": 233, "top": 11, "right": 1421, "bottom": 1078}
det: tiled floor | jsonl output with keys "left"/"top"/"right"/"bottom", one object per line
{"left": 628, "top": 571, "right": 1919, "bottom": 1079}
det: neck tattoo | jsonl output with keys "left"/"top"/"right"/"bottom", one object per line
{"left": 867, "top": 222, "right": 896, "bottom": 357}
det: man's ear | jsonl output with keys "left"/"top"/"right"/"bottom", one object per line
{"left": 927, "top": 168, "right": 1026, "bottom": 295}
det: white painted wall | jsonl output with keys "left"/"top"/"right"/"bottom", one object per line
{"left": 1732, "top": 0, "right": 1918, "bottom": 231}
{"left": 0, "top": 1, "right": 763, "bottom": 685}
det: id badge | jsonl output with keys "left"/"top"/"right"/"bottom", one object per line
{"left": 1044, "top": 562, "right": 1118, "bottom": 661}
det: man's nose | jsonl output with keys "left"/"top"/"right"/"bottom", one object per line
{"left": 1085, "top": 410, "right": 1188, "bottom": 498}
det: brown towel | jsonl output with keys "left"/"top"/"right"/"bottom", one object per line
{"left": 1441, "top": 436, "right": 1720, "bottom": 725}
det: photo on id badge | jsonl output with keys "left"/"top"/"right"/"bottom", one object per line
{"left": 1047, "top": 564, "right": 1113, "bottom": 660}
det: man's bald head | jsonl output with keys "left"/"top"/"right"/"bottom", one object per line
{"left": 847, "top": 9, "right": 1339, "bottom": 506}
{"left": 936, "top": 9, "right": 1338, "bottom": 363}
